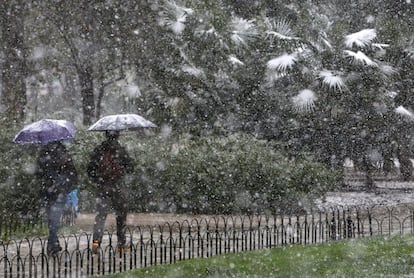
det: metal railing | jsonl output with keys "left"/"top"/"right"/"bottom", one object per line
{"left": 0, "top": 215, "right": 45, "bottom": 241}
{"left": 1, "top": 202, "right": 414, "bottom": 277}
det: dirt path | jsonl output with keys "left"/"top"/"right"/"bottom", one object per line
{"left": 74, "top": 212, "right": 213, "bottom": 231}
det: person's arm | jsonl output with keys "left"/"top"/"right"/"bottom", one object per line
{"left": 35, "top": 152, "right": 53, "bottom": 199}
{"left": 66, "top": 156, "right": 79, "bottom": 187}
{"left": 34, "top": 157, "right": 43, "bottom": 179}
{"left": 87, "top": 147, "right": 102, "bottom": 182}
{"left": 87, "top": 149, "right": 98, "bottom": 177}
{"left": 56, "top": 148, "right": 79, "bottom": 193}
{"left": 35, "top": 153, "right": 48, "bottom": 181}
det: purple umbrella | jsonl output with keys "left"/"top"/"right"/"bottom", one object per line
{"left": 13, "top": 119, "right": 76, "bottom": 144}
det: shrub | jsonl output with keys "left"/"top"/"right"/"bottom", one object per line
{"left": 0, "top": 129, "right": 43, "bottom": 229}
{"left": 126, "top": 133, "right": 339, "bottom": 214}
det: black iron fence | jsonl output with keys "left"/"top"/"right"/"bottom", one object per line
{"left": 0, "top": 207, "right": 77, "bottom": 241}
{"left": 1, "top": 202, "right": 414, "bottom": 277}
{"left": 0, "top": 215, "right": 44, "bottom": 241}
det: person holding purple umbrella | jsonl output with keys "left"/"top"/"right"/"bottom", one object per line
{"left": 13, "top": 119, "right": 79, "bottom": 256}
{"left": 35, "top": 141, "right": 79, "bottom": 256}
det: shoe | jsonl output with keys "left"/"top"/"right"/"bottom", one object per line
{"left": 117, "top": 244, "right": 131, "bottom": 253}
{"left": 47, "top": 245, "right": 62, "bottom": 256}
{"left": 92, "top": 240, "right": 100, "bottom": 254}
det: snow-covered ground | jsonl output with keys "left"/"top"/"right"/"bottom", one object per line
{"left": 317, "top": 180, "right": 414, "bottom": 208}
{"left": 317, "top": 190, "right": 414, "bottom": 208}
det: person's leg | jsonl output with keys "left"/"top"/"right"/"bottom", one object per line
{"left": 62, "top": 204, "right": 71, "bottom": 225}
{"left": 112, "top": 192, "right": 128, "bottom": 247}
{"left": 92, "top": 194, "right": 110, "bottom": 245}
{"left": 47, "top": 193, "right": 66, "bottom": 254}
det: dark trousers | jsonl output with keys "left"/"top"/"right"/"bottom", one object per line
{"left": 92, "top": 188, "right": 128, "bottom": 246}
{"left": 46, "top": 193, "right": 66, "bottom": 249}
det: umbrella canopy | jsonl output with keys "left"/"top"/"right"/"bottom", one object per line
{"left": 88, "top": 114, "right": 157, "bottom": 131}
{"left": 13, "top": 119, "right": 76, "bottom": 144}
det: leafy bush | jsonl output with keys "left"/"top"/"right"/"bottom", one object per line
{"left": 0, "top": 129, "right": 44, "bottom": 230}
{"left": 125, "top": 133, "right": 339, "bottom": 214}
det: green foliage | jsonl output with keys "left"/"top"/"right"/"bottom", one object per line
{"left": 126, "top": 133, "right": 339, "bottom": 214}
{"left": 0, "top": 129, "right": 42, "bottom": 221}
{"left": 105, "top": 234, "right": 414, "bottom": 278}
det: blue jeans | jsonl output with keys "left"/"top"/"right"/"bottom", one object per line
{"left": 46, "top": 193, "right": 66, "bottom": 249}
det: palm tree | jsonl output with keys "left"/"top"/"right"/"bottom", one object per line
{"left": 137, "top": 0, "right": 261, "bottom": 135}
{"left": 260, "top": 7, "right": 404, "bottom": 185}
{"left": 128, "top": 1, "right": 413, "bottom": 185}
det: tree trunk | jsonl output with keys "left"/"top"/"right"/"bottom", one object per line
{"left": 397, "top": 148, "right": 413, "bottom": 181}
{"left": 361, "top": 156, "right": 375, "bottom": 190}
{"left": 78, "top": 64, "right": 95, "bottom": 126}
{"left": 96, "top": 85, "right": 105, "bottom": 120}
{"left": 96, "top": 71, "right": 125, "bottom": 120}
{"left": 0, "top": 0, "right": 27, "bottom": 125}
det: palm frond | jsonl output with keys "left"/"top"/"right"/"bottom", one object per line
{"left": 264, "top": 18, "right": 297, "bottom": 41}
{"left": 292, "top": 89, "right": 317, "bottom": 113}
{"left": 266, "top": 54, "right": 297, "bottom": 72}
{"left": 159, "top": 1, "right": 194, "bottom": 35}
{"left": 230, "top": 17, "right": 258, "bottom": 47}
{"left": 319, "top": 71, "right": 345, "bottom": 91}
{"left": 194, "top": 24, "right": 215, "bottom": 37}
{"left": 344, "top": 29, "right": 376, "bottom": 48}
{"left": 319, "top": 31, "right": 333, "bottom": 50}
{"left": 404, "top": 42, "right": 414, "bottom": 59}
{"left": 264, "top": 71, "right": 288, "bottom": 84}
{"left": 181, "top": 65, "right": 205, "bottom": 78}
{"left": 380, "top": 64, "right": 398, "bottom": 77}
{"left": 385, "top": 91, "right": 398, "bottom": 99}
{"left": 343, "top": 50, "right": 378, "bottom": 67}
{"left": 372, "top": 43, "right": 389, "bottom": 50}
{"left": 395, "top": 105, "right": 414, "bottom": 120}
{"left": 228, "top": 55, "right": 244, "bottom": 66}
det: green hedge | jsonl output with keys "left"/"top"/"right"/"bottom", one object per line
{"left": 1, "top": 129, "right": 340, "bottom": 217}
{"left": 125, "top": 133, "right": 339, "bottom": 214}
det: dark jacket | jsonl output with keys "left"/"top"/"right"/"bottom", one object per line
{"left": 87, "top": 139, "right": 134, "bottom": 186}
{"left": 35, "top": 141, "right": 79, "bottom": 201}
